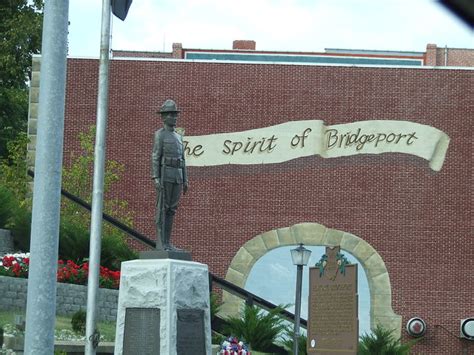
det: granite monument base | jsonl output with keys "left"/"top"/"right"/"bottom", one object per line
{"left": 114, "top": 259, "right": 212, "bottom": 355}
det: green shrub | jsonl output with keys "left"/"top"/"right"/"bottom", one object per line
{"left": 0, "top": 133, "right": 32, "bottom": 251}
{"left": 101, "top": 232, "right": 137, "bottom": 270}
{"left": 0, "top": 185, "right": 16, "bottom": 229}
{"left": 281, "top": 328, "right": 307, "bottom": 355}
{"left": 0, "top": 125, "right": 137, "bottom": 266}
{"left": 7, "top": 196, "right": 137, "bottom": 264}
{"left": 58, "top": 216, "right": 136, "bottom": 270}
{"left": 223, "top": 304, "right": 287, "bottom": 352}
{"left": 10, "top": 205, "right": 31, "bottom": 251}
{"left": 0, "top": 133, "right": 32, "bottom": 252}
{"left": 58, "top": 125, "right": 137, "bottom": 269}
{"left": 58, "top": 217, "right": 90, "bottom": 263}
{"left": 0, "top": 132, "right": 31, "bottom": 207}
{"left": 212, "top": 331, "right": 226, "bottom": 346}
{"left": 71, "top": 309, "right": 86, "bottom": 335}
{"left": 210, "top": 292, "right": 221, "bottom": 319}
{"left": 358, "top": 324, "right": 419, "bottom": 355}
{"left": 210, "top": 292, "right": 225, "bottom": 345}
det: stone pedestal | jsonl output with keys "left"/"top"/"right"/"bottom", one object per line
{"left": 114, "top": 259, "right": 212, "bottom": 355}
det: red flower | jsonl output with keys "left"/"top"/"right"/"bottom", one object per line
{"left": 12, "top": 263, "right": 22, "bottom": 276}
{"left": 2, "top": 256, "right": 13, "bottom": 267}
{"left": 2, "top": 258, "right": 120, "bottom": 289}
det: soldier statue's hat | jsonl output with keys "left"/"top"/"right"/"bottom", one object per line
{"left": 159, "top": 99, "right": 180, "bottom": 114}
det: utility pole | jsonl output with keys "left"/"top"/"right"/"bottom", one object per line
{"left": 24, "top": 1, "right": 69, "bottom": 354}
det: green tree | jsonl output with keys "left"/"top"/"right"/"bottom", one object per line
{"left": 0, "top": 125, "right": 137, "bottom": 264}
{"left": 0, "top": 0, "right": 43, "bottom": 158}
{"left": 0, "top": 132, "right": 32, "bottom": 250}
{"left": 0, "top": 185, "right": 16, "bottom": 229}
{"left": 60, "top": 125, "right": 137, "bottom": 268}
{"left": 61, "top": 125, "right": 135, "bottom": 232}
{"left": 0, "top": 132, "right": 31, "bottom": 207}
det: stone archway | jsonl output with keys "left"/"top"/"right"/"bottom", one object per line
{"left": 220, "top": 222, "right": 402, "bottom": 338}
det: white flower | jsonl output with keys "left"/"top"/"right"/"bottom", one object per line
{"left": 2, "top": 252, "right": 30, "bottom": 259}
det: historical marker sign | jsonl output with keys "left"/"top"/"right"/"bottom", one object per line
{"left": 308, "top": 246, "right": 358, "bottom": 354}
{"left": 123, "top": 307, "right": 160, "bottom": 355}
{"left": 176, "top": 308, "right": 206, "bottom": 355}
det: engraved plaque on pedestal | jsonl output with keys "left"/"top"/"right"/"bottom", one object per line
{"left": 123, "top": 308, "right": 160, "bottom": 355}
{"left": 176, "top": 309, "right": 205, "bottom": 355}
{"left": 308, "top": 246, "right": 358, "bottom": 354}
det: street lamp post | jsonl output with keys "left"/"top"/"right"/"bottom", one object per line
{"left": 291, "top": 243, "right": 312, "bottom": 355}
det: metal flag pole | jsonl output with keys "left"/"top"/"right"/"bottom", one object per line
{"left": 85, "top": 0, "right": 112, "bottom": 353}
{"left": 23, "top": 1, "right": 69, "bottom": 354}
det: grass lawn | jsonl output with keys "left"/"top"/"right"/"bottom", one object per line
{"left": 0, "top": 310, "right": 116, "bottom": 342}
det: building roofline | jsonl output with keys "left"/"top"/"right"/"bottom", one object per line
{"left": 34, "top": 52, "right": 473, "bottom": 71}
{"left": 103, "top": 55, "right": 474, "bottom": 71}
{"left": 324, "top": 48, "right": 425, "bottom": 57}
{"left": 181, "top": 47, "right": 424, "bottom": 59}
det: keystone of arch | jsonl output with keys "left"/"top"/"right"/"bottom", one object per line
{"left": 220, "top": 222, "right": 402, "bottom": 338}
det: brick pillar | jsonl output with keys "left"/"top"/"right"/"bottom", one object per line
{"left": 172, "top": 42, "right": 183, "bottom": 58}
{"left": 425, "top": 43, "right": 438, "bottom": 66}
{"left": 232, "top": 40, "right": 256, "bottom": 50}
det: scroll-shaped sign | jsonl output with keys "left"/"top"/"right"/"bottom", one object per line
{"left": 183, "top": 120, "right": 450, "bottom": 171}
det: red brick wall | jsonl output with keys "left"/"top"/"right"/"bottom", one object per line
{"left": 426, "top": 43, "right": 474, "bottom": 66}
{"left": 441, "top": 47, "right": 474, "bottom": 67}
{"left": 63, "top": 58, "right": 473, "bottom": 354}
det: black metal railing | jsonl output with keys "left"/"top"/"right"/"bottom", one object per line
{"left": 27, "top": 169, "right": 156, "bottom": 249}
{"left": 28, "top": 169, "right": 307, "bottom": 331}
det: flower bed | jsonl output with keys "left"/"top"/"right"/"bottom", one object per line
{"left": 220, "top": 336, "right": 251, "bottom": 354}
{"left": 0, "top": 253, "right": 120, "bottom": 289}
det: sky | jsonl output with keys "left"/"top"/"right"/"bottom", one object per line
{"left": 68, "top": 0, "right": 473, "bottom": 58}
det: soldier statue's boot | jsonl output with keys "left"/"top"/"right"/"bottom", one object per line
{"left": 161, "top": 234, "right": 171, "bottom": 251}
{"left": 163, "top": 216, "right": 183, "bottom": 252}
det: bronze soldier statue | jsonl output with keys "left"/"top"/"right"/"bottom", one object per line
{"left": 152, "top": 99, "right": 188, "bottom": 251}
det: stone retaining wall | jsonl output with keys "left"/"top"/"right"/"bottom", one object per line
{"left": 0, "top": 276, "right": 118, "bottom": 322}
